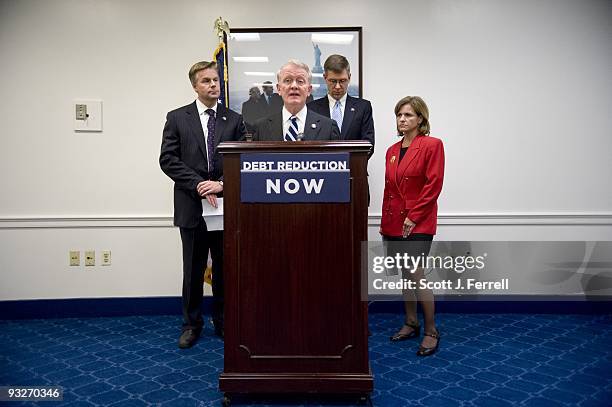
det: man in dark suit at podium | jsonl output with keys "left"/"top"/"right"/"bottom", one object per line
{"left": 308, "top": 54, "right": 375, "bottom": 155}
{"left": 160, "top": 61, "right": 246, "bottom": 348}
{"left": 253, "top": 60, "right": 340, "bottom": 141}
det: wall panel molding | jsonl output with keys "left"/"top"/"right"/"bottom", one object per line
{"left": 370, "top": 213, "right": 612, "bottom": 227}
{"left": 1, "top": 213, "right": 611, "bottom": 229}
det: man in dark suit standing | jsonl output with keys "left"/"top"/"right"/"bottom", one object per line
{"left": 253, "top": 60, "right": 340, "bottom": 141}
{"left": 308, "top": 54, "right": 375, "bottom": 154}
{"left": 260, "top": 80, "right": 283, "bottom": 116}
{"left": 160, "top": 61, "right": 245, "bottom": 348}
{"left": 241, "top": 86, "right": 266, "bottom": 131}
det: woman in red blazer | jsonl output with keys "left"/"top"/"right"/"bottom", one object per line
{"left": 380, "top": 96, "right": 444, "bottom": 356}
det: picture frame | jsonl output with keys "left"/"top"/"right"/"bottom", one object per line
{"left": 226, "top": 27, "right": 362, "bottom": 128}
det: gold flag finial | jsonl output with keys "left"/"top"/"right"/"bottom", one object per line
{"left": 214, "top": 17, "right": 230, "bottom": 43}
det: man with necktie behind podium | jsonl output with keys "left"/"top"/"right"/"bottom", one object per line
{"left": 308, "top": 54, "right": 375, "bottom": 202}
{"left": 308, "top": 54, "right": 375, "bottom": 155}
{"left": 252, "top": 60, "right": 340, "bottom": 142}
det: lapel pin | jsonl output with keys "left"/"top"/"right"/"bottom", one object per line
{"left": 391, "top": 156, "right": 396, "bottom": 163}
{"left": 350, "top": 107, "right": 355, "bottom": 112}
{"left": 222, "top": 116, "right": 227, "bottom": 121}
{"left": 311, "top": 123, "right": 317, "bottom": 129}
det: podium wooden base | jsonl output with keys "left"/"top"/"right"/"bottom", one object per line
{"left": 219, "top": 372, "right": 373, "bottom": 393}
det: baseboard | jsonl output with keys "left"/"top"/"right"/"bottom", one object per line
{"left": 1, "top": 296, "right": 610, "bottom": 320}
{"left": 0, "top": 297, "right": 192, "bottom": 320}
{"left": 368, "top": 297, "right": 612, "bottom": 314}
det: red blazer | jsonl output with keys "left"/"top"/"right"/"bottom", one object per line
{"left": 380, "top": 135, "right": 445, "bottom": 236}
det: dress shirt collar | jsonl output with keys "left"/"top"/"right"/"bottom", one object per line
{"left": 196, "top": 99, "right": 218, "bottom": 116}
{"left": 282, "top": 104, "right": 307, "bottom": 125}
{"left": 327, "top": 93, "right": 347, "bottom": 111}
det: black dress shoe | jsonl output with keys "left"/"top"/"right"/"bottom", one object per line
{"left": 178, "top": 329, "right": 200, "bottom": 349}
{"left": 390, "top": 322, "right": 421, "bottom": 342}
{"left": 416, "top": 330, "right": 440, "bottom": 356}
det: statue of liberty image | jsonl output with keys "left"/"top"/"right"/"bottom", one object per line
{"left": 312, "top": 43, "right": 323, "bottom": 74}
{"left": 310, "top": 43, "right": 325, "bottom": 98}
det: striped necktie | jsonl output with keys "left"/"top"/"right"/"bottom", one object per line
{"left": 331, "top": 100, "right": 342, "bottom": 132}
{"left": 285, "top": 116, "right": 298, "bottom": 141}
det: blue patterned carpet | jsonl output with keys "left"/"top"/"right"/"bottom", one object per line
{"left": 1, "top": 313, "right": 611, "bottom": 406}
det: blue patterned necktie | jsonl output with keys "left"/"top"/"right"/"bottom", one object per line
{"left": 205, "top": 109, "right": 216, "bottom": 172}
{"left": 331, "top": 100, "right": 342, "bottom": 132}
{"left": 285, "top": 116, "right": 298, "bottom": 141}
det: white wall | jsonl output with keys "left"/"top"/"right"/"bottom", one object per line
{"left": 1, "top": 0, "right": 611, "bottom": 300}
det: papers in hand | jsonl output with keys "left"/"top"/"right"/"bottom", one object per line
{"left": 202, "top": 197, "right": 223, "bottom": 231}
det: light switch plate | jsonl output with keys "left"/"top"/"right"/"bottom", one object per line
{"left": 76, "top": 104, "right": 87, "bottom": 120}
{"left": 74, "top": 100, "right": 102, "bottom": 132}
{"left": 101, "top": 250, "right": 111, "bottom": 266}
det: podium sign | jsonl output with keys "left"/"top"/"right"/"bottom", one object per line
{"left": 240, "top": 152, "right": 350, "bottom": 203}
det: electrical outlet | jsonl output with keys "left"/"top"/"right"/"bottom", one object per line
{"left": 101, "top": 250, "right": 111, "bottom": 266}
{"left": 69, "top": 251, "right": 80, "bottom": 266}
{"left": 85, "top": 250, "right": 95, "bottom": 266}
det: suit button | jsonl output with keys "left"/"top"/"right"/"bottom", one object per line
{"left": 389, "top": 195, "right": 393, "bottom": 199}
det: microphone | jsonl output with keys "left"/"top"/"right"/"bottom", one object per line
{"left": 242, "top": 120, "right": 253, "bottom": 142}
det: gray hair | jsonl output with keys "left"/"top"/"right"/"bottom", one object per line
{"left": 277, "top": 59, "right": 312, "bottom": 84}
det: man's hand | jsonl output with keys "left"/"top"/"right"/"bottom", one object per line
{"left": 205, "top": 193, "right": 218, "bottom": 208}
{"left": 402, "top": 217, "right": 416, "bottom": 238}
{"left": 197, "top": 180, "right": 223, "bottom": 197}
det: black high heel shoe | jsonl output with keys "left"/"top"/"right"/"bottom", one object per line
{"left": 416, "top": 330, "right": 440, "bottom": 356}
{"left": 390, "top": 321, "right": 421, "bottom": 342}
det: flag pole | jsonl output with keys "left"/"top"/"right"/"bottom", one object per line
{"left": 213, "top": 17, "right": 230, "bottom": 109}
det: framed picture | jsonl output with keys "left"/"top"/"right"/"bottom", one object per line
{"left": 226, "top": 27, "right": 362, "bottom": 128}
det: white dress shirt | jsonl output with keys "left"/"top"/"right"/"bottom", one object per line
{"left": 196, "top": 99, "right": 217, "bottom": 171}
{"left": 328, "top": 93, "right": 347, "bottom": 119}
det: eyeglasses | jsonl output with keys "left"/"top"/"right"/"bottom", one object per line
{"left": 281, "top": 77, "right": 308, "bottom": 86}
{"left": 326, "top": 79, "right": 348, "bottom": 86}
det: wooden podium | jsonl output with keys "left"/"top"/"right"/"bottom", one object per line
{"left": 218, "top": 141, "right": 373, "bottom": 401}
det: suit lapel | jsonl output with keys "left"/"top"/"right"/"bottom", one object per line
{"left": 214, "top": 104, "right": 227, "bottom": 147}
{"left": 386, "top": 141, "right": 399, "bottom": 189}
{"left": 341, "top": 96, "right": 356, "bottom": 139}
{"left": 186, "top": 102, "right": 208, "bottom": 159}
{"left": 395, "top": 135, "right": 423, "bottom": 184}
{"left": 304, "top": 111, "right": 321, "bottom": 140}
{"left": 318, "top": 97, "right": 331, "bottom": 118}
{"left": 270, "top": 112, "right": 283, "bottom": 140}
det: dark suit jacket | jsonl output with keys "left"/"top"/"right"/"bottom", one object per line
{"left": 252, "top": 109, "right": 340, "bottom": 141}
{"left": 160, "top": 101, "right": 246, "bottom": 228}
{"left": 308, "top": 95, "right": 375, "bottom": 155}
